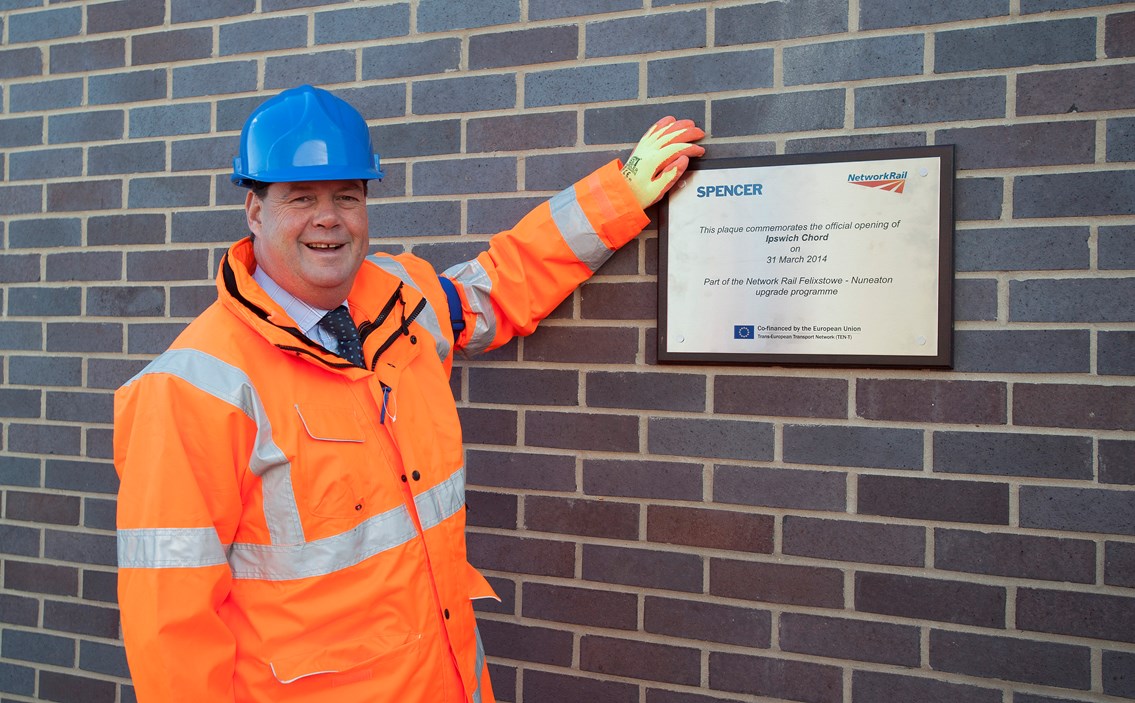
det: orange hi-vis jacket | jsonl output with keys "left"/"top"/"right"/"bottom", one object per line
{"left": 113, "top": 161, "right": 648, "bottom": 703}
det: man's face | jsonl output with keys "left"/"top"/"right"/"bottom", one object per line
{"left": 246, "top": 180, "right": 369, "bottom": 310}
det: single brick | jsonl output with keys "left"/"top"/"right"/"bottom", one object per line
{"left": 716, "top": 0, "right": 847, "bottom": 44}
{"left": 50, "top": 38, "right": 125, "bottom": 75}
{"left": 82, "top": 569, "right": 120, "bottom": 604}
{"left": 587, "top": 371, "right": 705, "bottom": 412}
{"left": 1106, "top": 11, "right": 1135, "bottom": 58}
{"left": 0, "top": 254, "right": 40, "bottom": 284}
{"left": 0, "top": 524, "right": 41, "bottom": 557}
{"left": 314, "top": 4, "right": 409, "bottom": 44}
{"left": 171, "top": 135, "right": 238, "bottom": 173}
{"left": 466, "top": 532, "right": 574, "bottom": 577}
{"left": 84, "top": 497, "right": 119, "bottom": 531}
{"left": 587, "top": 11, "right": 705, "bottom": 58}
{"left": 583, "top": 458, "right": 702, "bottom": 500}
{"left": 0, "top": 661, "right": 35, "bottom": 696}
{"left": 39, "top": 670, "right": 117, "bottom": 703}
{"left": 86, "top": 286, "right": 165, "bottom": 318}
{"left": 46, "top": 390, "right": 113, "bottom": 424}
{"left": 465, "top": 449, "right": 575, "bottom": 491}
{"left": 859, "top": 474, "right": 1009, "bottom": 525}
{"left": 42, "top": 600, "right": 121, "bottom": 640}
{"left": 0, "top": 592, "right": 40, "bottom": 627}
{"left": 523, "top": 582, "right": 637, "bottom": 630}
{"left": 1105, "top": 650, "right": 1135, "bottom": 698}
{"left": 0, "top": 116, "right": 44, "bottom": 148}
{"left": 9, "top": 287, "right": 81, "bottom": 317}
{"left": 0, "top": 629, "right": 75, "bottom": 667}
{"left": 4, "top": 561, "right": 78, "bottom": 597}
{"left": 46, "top": 179, "right": 122, "bottom": 212}
{"left": 10, "top": 77, "right": 84, "bottom": 113}
{"left": 415, "top": 73, "right": 517, "bottom": 114}
{"left": 525, "top": 495, "right": 639, "bottom": 540}
{"left": 417, "top": 0, "right": 519, "bottom": 32}
{"left": 1015, "top": 171, "right": 1135, "bottom": 218}
{"left": 1011, "top": 278, "right": 1135, "bottom": 323}
{"left": 709, "top": 652, "right": 842, "bottom": 703}
{"left": 128, "top": 175, "right": 212, "bottom": 209}
{"left": 1018, "top": 587, "right": 1135, "bottom": 644}
{"left": 645, "top": 595, "right": 771, "bottom": 648}
{"left": 649, "top": 48, "right": 774, "bottom": 99}
{"left": 580, "top": 280, "right": 655, "bottom": 320}
{"left": 713, "top": 464, "right": 845, "bottom": 511}
{"left": 936, "top": 19, "right": 1095, "bottom": 73}
{"left": 0, "top": 321, "right": 44, "bottom": 351}
{"left": 89, "top": 213, "right": 166, "bottom": 246}
{"left": 219, "top": 16, "right": 307, "bottom": 55}
{"left": 10, "top": 356, "right": 82, "bottom": 387}
{"left": 468, "top": 196, "right": 557, "bottom": 236}
{"left": 855, "top": 76, "right": 1005, "bottom": 128}
{"left": 1107, "top": 117, "right": 1135, "bottom": 163}
{"left": 956, "top": 177, "right": 1004, "bottom": 221}
{"left": 79, "top": 640, "right": 130, "bottom": 679}
{"left": 1020, "top": 486, "right": 1135, "bottom": 536}
{"left": 529, "top": 0, "right": 639, "bottom": 20}
{"left": 785, "top": 35, "right": 923, "bottom": 86}
{"left": 467, "top": 112, "right": 576, "bottom": 153}
{"left": 938, "top": 630, "right": 1093, "bottom": 688}
{"left": 89, "top": 69, "right": 167, "bottom": 105}
{"left": 479, "top": 618, "right": 573, "bottom": 666}
{"left": 857, "top": 379, "right": 1005, "bottom": 425}
{"left": 46, "top": 322, "right": 123, "bottom": 353}
{"left": 1100, "top": 439, "right": 1135, "bottom": 486}
{"left": 784, "top": 424, "right": 923, "bottom": 470}
{"left": 710, "top": 558, "right": 843, "bottom": 608}
{"left": 782, "top": 613, "right": 920, "bottom": 666}
{"left": 648, "top": 504, "right": 774, "bottom": 554}
{"left": 584, "top": 102, "right": 706, "bottom": 145}
{"left": 857, "top": 571, "right": 1005, "bottom": 627}
{"left": 9, "top": 217, "right": 82, "bottom": 250}
{"left": 0, "top": 388, "right": 40, "bottom": 418}
{"left": 465, "top": 489, "right": 517, "bottom": 529}
{"left": 714, "top": 375, "right": 847, "bottom": 419}
{"left": 172, "top": 209, "right": 247, "bottom": 244}
{"left": 132, "top": 27, "right": 214, "bottom": 65}
{"left": 48, "top": 111, "right": 126, "bottom": 146}
{"left": 581, "top": 635, "right": 701, "bottom": 686}
{"left": 470, "top": 25, "right": 577, "bottom": 69}
{"left": 524, "top": 325, "right": 638, "bottom": 365}
{"left": 525, "top": 64, "right": 638, "bottom": 108}
{"left": 948, "top": 122, "right": 1096, "bottom": 172}
{"left": 87, "top": 0, "right": 165, "bottom": 32}
{"left": 8, "top": 6, "right": 82, "bottom": 42}
{"left": 89, "top": 141, "right": 167, "bottom": 177}
{"left": 173, "top": 60, "right": 258, "bottom": 98}
{"left": 527, "top": 410, "right": 638, "bottom": 452}
{"left": 362, "top": 39, "right": 460, "bottom": 80}
{"left": 127, "top": 249, "right": 209, "bottom": 282}
{"left": 952, "top": 329, "right": 1089, "bottom": 374}
{"left": 935, "top": 430, "right": 1092, "bottom": 480}
{"left": 1015, "top": 383, "right": 1135, "bottom": 431}
{"left": 46, "top": 459, "right": 120, "bottom": 495}
{"left": 169, "top": 284, "right": 221, "bottom": 318}
{"left": 1018, "top": 64, "right": 1135, "bottom": 116}
{"left": 937, "top": 529, "right": 1096, "bottom": 583}
{"left": 171, "top": 0, "right": 256, "bottom": 23}
{"left": 855, "top": 670, "right": 1001, "bottom": 703}
{"left": 44, "top": 529, "right": 117, "bottom": 567}
{"left": 5, "top": 491, "right": 81, "bottom": 525}
{"left": 860, "top": 0, "right": 1008, "bottom": 29}
{"left": 523, "top": 669, "right": 637, "bottom": 703}
{"left": 713, "top": 89, "right": 845, "bottom": 136}
{"left": 648, "top": 416, "right": 774, "bottom": 462}
{"left": 0, "top": 47, "right": 42, "bottom": 78}
{"left": 1025, "top": 0, "right": 1133, "bottom": 13}
{"left": 414, "top": 158, "right": 517, "bottom": 198}
{"left": 583, "top": 544, "right": 703, "bottom": 593}
{"left": 783, "top": 516, "right": 924, "bottom": 567}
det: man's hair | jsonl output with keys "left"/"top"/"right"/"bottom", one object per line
{"left": 244, "top": 180, "right": 369, "bottom": 201}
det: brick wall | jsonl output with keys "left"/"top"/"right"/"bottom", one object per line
{"left": 1, "top": 1, "right": 1133, "bottom": 702}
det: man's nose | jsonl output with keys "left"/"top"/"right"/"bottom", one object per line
{"left": 311, "top": 197, "right": 342, "bottom": 227}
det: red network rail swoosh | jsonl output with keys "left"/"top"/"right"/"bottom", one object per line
{"left": 850, "top": 178, "right": 906, "bottom": 193}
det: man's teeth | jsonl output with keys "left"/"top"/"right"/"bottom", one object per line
{"left": 307, "top": 243, "right": 342, "bottom": 249}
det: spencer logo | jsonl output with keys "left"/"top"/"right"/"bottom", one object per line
{"left": 847, "top": 170, "right": 907, "bottom": 193}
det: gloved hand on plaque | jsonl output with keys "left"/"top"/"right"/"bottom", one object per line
{"left": 621, "top": 116, "right": 706, "bottom": 208}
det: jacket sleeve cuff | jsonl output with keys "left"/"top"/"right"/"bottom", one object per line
{"left": 577, "top": 159, "right": 651, "bottom": 252}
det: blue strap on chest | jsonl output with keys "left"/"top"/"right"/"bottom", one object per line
{"left": 437, "top": 275, "right": 466, "bottom": 336}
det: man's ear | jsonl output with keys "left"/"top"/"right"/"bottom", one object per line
{"left": 245, "top": 189, "right": 262, "bottom": 237}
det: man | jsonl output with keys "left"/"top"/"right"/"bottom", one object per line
{"left": 114, "top": 84, "right": 704, "bottom": 703}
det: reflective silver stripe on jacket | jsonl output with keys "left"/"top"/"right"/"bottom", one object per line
{"left": 471, "top": 626, "right": 486, "bottom": 703}
{"left": 123, "top": 348, "right": 305, "bottom": 547}
{"left": 442, "top": 258, "right": 496, "bottom": 355}
{"left": 365, "top": 255, "right": 450, "bottom": 362}
{"left": 548, "top": 185, "right": 615, "bottom": 273}
{"left": 118, "top": 527, "right": 228, "bottom": 569}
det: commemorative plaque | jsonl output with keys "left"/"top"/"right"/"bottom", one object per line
{"left": 658, "top": 145, "right": 954, "bottom": 367}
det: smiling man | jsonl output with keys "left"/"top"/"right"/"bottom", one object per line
{"left": 113, "top": 84, "right": 703, "bottom": 703}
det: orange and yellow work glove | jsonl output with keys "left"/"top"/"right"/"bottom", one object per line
{"left": 621, "top": 116, "right": 706, "bottom": 208}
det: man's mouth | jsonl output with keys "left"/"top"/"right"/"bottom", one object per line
{"left": 306, "top": 243, "right": 344, "bottom": 250}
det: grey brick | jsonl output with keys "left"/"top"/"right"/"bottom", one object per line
{"left": 9, "top": 287, "right": 81, "bottom": 317}
{"left": 413, "top": 157, "right": 516, "bottom": 196}
{"left": 526, "top": 495, "right": 638, "bottom": 540}
{"left": 132, "top": 27, "right": 214, "bottom": 65}
{"left": 173, "top": 61, "right": 258, "bottom": 98}
{"left": 172, "top": 209, "right": 246, "bottom": 244}
{"left": 467, "top": 112, "right": 576, "bottom": 153}
{"left": 460, "top": 408, "right": 517, "bottom": 447}
{"left": 648, "top": 416, "right": 773, "bottom": 462}
{"left": 931, "top": 630, "right": 1090, "bottom": 689}
{"left": 466, "top": 449, "right": 574, "bottom": 491}
{"left": 46, "top": 390, "right": 113, "bottom": 424}
{"left": 857, "top": 571, "right": 1005, "bottom": 627}
{"left": 127, "top": 249, "right": 210, "bottom": 281}
{"left": 854, "top": 671, "right": 1001, "bottom": 703}
{"left": 467, "top": 532, "right": 573, "bottom": 578}
{"left": 957, "top": 225, "right": 1089, "bottom": 271}
{"left": 714, "top": 89, "right": 845, "bottom": 136}
{"left": 859, "top": 379, "right": 1005, "bottom": 425}
{"left": 89, "top": 214, "right": 166, "bottom": 246}
{"left": 649, "top": 49, "right": 774, "bottom": 98}
{"left": 46, "top": 459, "right": 120, "bottom": 495}
{"left": 220, "top": 16, "right": 308, "bottom": 55}
{"left": 1017, "top": 383, "right": 1135, "bottom": 431}
{"left": 362, "top": 39, "right": 460, "bottom": 80}
{"left": 782, "top": 613, "right": 921, "bottom": 666}
{"left": 88, "top": 69, "right": 167, "bottom": 106}
{"left": 937, "top": 529, "right": 1095, "bottom": 583}
{"left": 470, "top": 25, "right": 577, "bottom": 69}
{"left": 581, "top": 635, "right": 700, "bottom": 686}
{"left": 9, "top": 148, "right": 82, "bottom": 181}
{"left": 646, "top": 596, "right": 770, "bottom": 648}
{"left": 1019, "top": 64, "right": 1135, "bottom": 116}
{"left": 0, "top": 523, "right": 41, "bottom": 557}
{"left": 372, "top": 201, "right": 462, "bottom": 239}
{"left": 0, "top": 388, "right": 40, "bottom": 418}
{"left": 10, "top": 216, "right": 81, "bottom": 249}
{"left": 944, "top": 122, "right": 1095, "bottom": 171}
{"left": 588, "top": 371, "right": 705, "bottom": 412}
{"left": 44, "top": 529, "right": 117, "bottom": 567}
{"left": 50, "top": 39, "right": 125, "bottom": 74}
{"left": 937, "top": 19, "right": 1095, "bottom": 73}
{"left": 1100, "top": 439, "right": 1135, "bottom": 486}
{"left": 860, "top": 0, "right": 1008, "bottom": 29}
{"left": 10, "top": 77, "right": 83, "bottom": 113}
{"left": 956, "top": 177, "right": 1003, "bottom": 221}
{"left": 86, "top": 286, "right": 165, "bottom": 318}
{"left": 584, "top": 458, "right": 701, "bottom": 500}
{"left": 4, "top": 561, "right": 78, "bottom": 597}
{"left": 9, "top": 423, "right": 82, "bottom": 456}
{"left": 784, "top": 424, "right": 922, "bottom": 470}
{"left": 587, "top": 11, "right": 705, "bottom": 58}
{"left": 417, "top": 0, "right": 519, "bottom": 32}
{"left": 8, "top": 6, "right": 81, "bottom": 42}
{"left": 79, "top": 641, "right": 129, "bottom": 679}
{"left": 784, "top": 516, "right": 924, "bottom": 567}
{"left": 1105, "top": 650, "right": 1135, "bottom": 698}
{"left": 711, "top": 558, "right": 843, "bottom": 608}
{"left": 90, "top": 141, "right": 166, "bottom": 176}
{"left": 584, "top": 102, "right": 706, "bottom": 145}
{"left": 710, "top": 652, "right": 842, "bottom": 703}
{"left": 935, "top": 430, "right": 1092, "bottom": 480}
{"left": 128, "top": 175, "right": 212, "bottom": 208}
{"left": 524, "top": 670, "right": 636, "bottom": 703}
{"left": 0, "top": 47, "right": 42, "bottom": 78}
{"left": 717, "top": 0, "right": 847, "bottom": 45}
{"left": 88, "top": 358, "right": 149, "bottom": 391}
{"left": 1107, "top": 11, "right": 1135, "bottom": 58}
{"left": 859, "top": 474, "right": 1009, "bottom": 525}
{"left": 1018, "top": 588, "right": 1135, "bottom": 645}
{"left": 39, "top": 670, "right": 116, "bottom": 703}
{"left": 5, "top": 491, "right": 80, "bottom": 525}
{"left": 85, "top": 498, "right": 118, "bottom": 531}
{"left": 528, "top": 410, "right": 639, "bottom": 452}
{"left": 468, "top": 196, "right": 546, "bottom": 235}
{"left": 524, "top": 325, "right": 638, "bottom": 365}
{"left": 0, "top": 630, "right": 74, "bottom": 667}
{"left": 530, "top": 0, "right": 640, "bottom": 20}
{"left": 715, "top": 375, "right": 846, "bottom": 419}
{"left": 414, "top": 74, "right": 516, "bottom": 114}
{"left": 46, "top": 322, "right": 123, "bottom": 354}
{"left": 47, "top": 179, "right": 122, "bottom": 213}
{"left": 1100, "top": 331, "right": 1135, "bottom": 376}
{"left": 47, "top": 110, "right": 125, "bottom": 145}
{"left": 0, "top": 116, "right": 43, "bottom": 148}
{"left": 10, "top": 356, "right": 81, "bottom": 387}
{"left": 714, "top": 464, "right": 844, "bottom": 511}
{"left": 525, "top": 64, "right": 637, "bottom": 108}
{"left": 129, "top": 103, "right": 211, "bottom": 139}
{"left": 44, "top": 600, "right": 120, "bottom": 638}
{"left": 953, "top": 329, "right": 1089, "bottom": 374}
{"left": 126, "top": 324, "right": 183, "bottom": 354}
{"left": 469, "top": 367, "right": 577, "bottom": 406}
{"left": 1107, "top": 117, "right": 1135, "bottom": 162}
{"left": 0, "top": 321, "right": 43, "bottom": 351}
{"left": 786, "top": 35, "right": 923, "bottom": 86}
{"left": 82, "top": 569, "right": 119, "bottom": 605}
{"left": 1010, "top": 278, "right": 1135, "bottom": 323}
{"left": 169, "top": 284, "right": 220, "bottom": 318}
{"left": 1016, "top": 171, "right": 1135, "bottom": 218}
{"left": 1021, "top": 486, "right": 1135, "bottom": 536}
{"left": 856, "top": 77, "right": 1005, "bottom": 128}
{"left": 171, "top": 0, "right": 255, "bottom": 23}
{"left": 584, "top": 544, "right": 703, "bottom": 593}
{"left": 315, "top": 4, "right": 409, "bottom": 44}
{"left": 0, "top": 254, "right": 39, "bottom": 284}
{"left": 0, "top": 593, "right": 39, "bottom": 626}
{"left": 1107, "top": 541, "right": 1135, "bottom": 588}
{"left": 0, "top": 184, "right": 43, "bottom": 216}
{"left": 88, "top": 0, "right": 165, "bottom": 32}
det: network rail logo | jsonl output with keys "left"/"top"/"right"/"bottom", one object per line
{"left": 847, "top": 170, "right": 907, "bottom": 193}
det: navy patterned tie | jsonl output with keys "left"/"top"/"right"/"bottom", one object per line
{"left": 318, "top": 305, "right": 366, "bottom": 368}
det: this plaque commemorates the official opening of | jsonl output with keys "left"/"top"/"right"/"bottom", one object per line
{"left": 658, "top": 145, "right": 954, "bottom": 367}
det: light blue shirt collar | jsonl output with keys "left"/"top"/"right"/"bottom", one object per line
{"left": 252, "top": 265, "right": 347, "bottom": 352}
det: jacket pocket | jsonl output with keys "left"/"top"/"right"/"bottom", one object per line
{"left": 293, "top": 403, "right": 368, "bottom": 519}
{"left": 269, "top": 632, "right": 422, "bottom": 685}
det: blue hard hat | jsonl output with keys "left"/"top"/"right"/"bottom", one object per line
{"left": 231, "top": 85, "right": 384, "bottom": 187}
